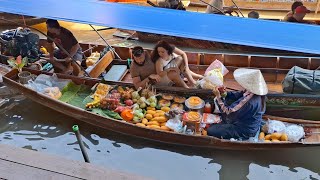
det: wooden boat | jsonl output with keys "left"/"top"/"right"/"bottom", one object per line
{"left": 2, "top": 68, "right": 320, "bottom": 150}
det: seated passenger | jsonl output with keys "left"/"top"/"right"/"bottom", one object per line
{"left": 130, "top": 46, "right": 187, "bottom": 89}
{"left": 286, "top": 5, "right": 310, "bottom": 23}
{"left": 207, "top": 68, "right": 268, "bottom": 139}
{"left": 248, "top": 11, "right": 259, "bottom": 19}
{"left": 151, "top": 40, "right": 203, "bottom": 88}
{"left": 283, "top": 1, "right": 303, "bottom": 21}
{"left": 205, "top": 0, "right": 224, "bottom": 14}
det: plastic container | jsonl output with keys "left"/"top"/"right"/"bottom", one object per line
{"left": 185, "top": 96, "right": 205, "bottom": 111}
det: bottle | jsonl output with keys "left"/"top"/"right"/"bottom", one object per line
{"left": 204, "top": 102, "right": 212, "bottom": 113}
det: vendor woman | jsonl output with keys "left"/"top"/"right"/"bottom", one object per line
{"left": 207, "top": 68, "right": 268, "bottom": 139}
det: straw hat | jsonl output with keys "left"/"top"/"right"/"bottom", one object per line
{"left": 233, "top": 68, "right": 268, "bottom": 95}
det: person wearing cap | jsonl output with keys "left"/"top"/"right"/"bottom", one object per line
{"left": 283, "top": 1, "right": 303, "bottom": 21}
{"left": 130, "top": 46, "right": 187, "bottom": 89}
{"left": 46, "top": 19, "right": 83, "bottom": 76}
{"left": 207, "top": 68, "right": 268, "bottom": 139}
{"left": 286, "top": 5, "right": 311, "bottom": 23}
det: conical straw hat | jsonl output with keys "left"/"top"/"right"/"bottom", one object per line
{"left": 233, "top": 68, "right": 268, "bottom": 95}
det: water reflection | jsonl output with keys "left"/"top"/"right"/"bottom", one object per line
{"left": 0, "top": 85, "right": 319, "bottom": 180}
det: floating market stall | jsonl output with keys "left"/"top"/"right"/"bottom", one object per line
{"left": 2, "top": 68, "right": 320, "bottom": 149}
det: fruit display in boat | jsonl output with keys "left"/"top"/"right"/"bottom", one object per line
{"left": 100, "top": 95, "right": 120, "bottom": 110}
{"left": 131, "top": 87, "right": 142, "bottom": 103}
{"left": 185, "top": 96, "right": 205, "bottom": 109}
{"left": 93, "top": 83, "right": 110, "bottom": 97}
{"left": 86, "top": 95, "right": 101, "bottom": 109}
{"left": 121, "top": 109, "right": 134, "bottom": 122}
{"left": 171, "top": 103, "right": 184, "bottom": 110}
{"left": 184, "top": 111, "right": 202, "bottom": 122}
{"left": 173, "top": 96, "right": 186, "bottom": 103}
{"left": 158, "top": 99, "right": 171, "bottom": 107}
{"left": 188, "top": 96, "right": 202, "bottom": 106}
{"left": 162, "top": 93, "right": 174, "bottom": 101}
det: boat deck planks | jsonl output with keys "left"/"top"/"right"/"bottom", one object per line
{"left": 0, "top": 144, "right": 150, "bottom": 180}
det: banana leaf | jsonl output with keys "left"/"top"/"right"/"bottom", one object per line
{"left": 90, "top": 108, "right": 123, "bottom": 120}
{"left": 59, "top": 82, "right": 92, "bottom": 109}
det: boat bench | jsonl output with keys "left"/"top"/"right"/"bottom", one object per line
{"left": 103, "top": 65, "right": 127, "bottom": 81}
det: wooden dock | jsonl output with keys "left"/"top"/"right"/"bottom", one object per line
{"left": 0, "top": 144, "right": 151, "bottom": 180}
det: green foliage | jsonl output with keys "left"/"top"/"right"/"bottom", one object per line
{"left": 90, "top": 108, "right": 122, "bottom": 120}
{"left": 7, "top": 55, "right": 28, "bottom": 72}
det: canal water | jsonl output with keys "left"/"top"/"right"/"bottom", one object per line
{"left": 0, "top": 85, "right": 319, "bottom": 180}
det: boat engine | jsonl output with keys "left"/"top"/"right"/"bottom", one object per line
{"left": 0, "top": 27, "right": 40, "bottom": 62}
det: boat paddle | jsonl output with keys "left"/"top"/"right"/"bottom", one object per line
{"left": 72, "top": 125, "right": 90, "bottom": 163}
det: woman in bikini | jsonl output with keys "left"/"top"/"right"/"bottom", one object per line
{"left": 151, "top": 40, "right": 203, "bottom": 88}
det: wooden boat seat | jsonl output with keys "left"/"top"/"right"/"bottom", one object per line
{"left": 279, "top": 57, "right": 309, "bottom": 70}
{"left": 103, "top": 65, "right": 127, "bottom": 81}
{"left": 310, "top": 58, "right": 320, "bottom": 70}
{"left": 88, "top": 51, "right": 114, "bottom": 78}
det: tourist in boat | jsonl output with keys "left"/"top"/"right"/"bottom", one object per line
{"left": 207, "top": 68, "right": 268, "bottom": 140}
{"left": 130, "top": 46, "right": 187, "bottom": 89}
{"left": 45, "top": 19, "right": 83, "bottom": 76}
{"left": 151, "top": 40, "right": 203, "bottom": 88}
{"left": 283, "top": 1, "right": 303, "bottom": 21}
{"left": 248, "top": 11, "right": 259, "bottom": 19}
{"left": 285, "top": 5, "right": 311, "bottom": 23}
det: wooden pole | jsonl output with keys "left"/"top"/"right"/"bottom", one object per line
{"left": 72, "top": 125, "right": 90, "bottom": 163}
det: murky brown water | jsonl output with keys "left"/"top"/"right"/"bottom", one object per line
{"left": 0, "top": 84, "right": 319, "bottom": 180}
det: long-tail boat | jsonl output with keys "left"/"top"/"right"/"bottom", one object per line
{"left": 0, "top": 1, "right": 319, "bottom": 120}
{"left": 2, "top": 68, "right": 320, "bottom": 150}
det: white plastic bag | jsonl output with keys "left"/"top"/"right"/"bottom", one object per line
{"left": 267, "top": 120, "right": 286, "bottom": 134}
{"left": 199, "top": 60, "right": 229, "bottom": 90}
{"left": 34, "top": 74, "right": 71, "bottom": 90}
{"left": 166, "top": 116, "right": 184, "bottom": 133}
{"left": 285, "top": 125, "right": 305, "bottom": 142}
{"left": 205, "top": 60, "right": 229, "bottom": 76}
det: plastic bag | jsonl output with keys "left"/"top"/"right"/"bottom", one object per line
{"left": 166, "top": 116, "right": 185, "bottom": 133}
{"left": 43, "top": 87, "right": 62, "bottom": 99}
{"left": 285, "top": 125, "right": 305, "bottom": 142}
{"left": 25, "top": 80, "right": 50, "bottom": 92}
{"left": 34, "top": 74, "right": 71, "bottom": 90}
{"left": 201, "top": 113, "right": 221, "bottom": 124}
{"left": 267, "top": 120, "right": 286, "bottom": 134}
{"left": 199, "top": 60, "right": 229, "bottom": 90}
{"left": 205, "top": 60, "right": 229, "bottom": 76}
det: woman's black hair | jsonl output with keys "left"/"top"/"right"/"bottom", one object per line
{"left": 151, "top": 40, "right": 175, "bottom": 62}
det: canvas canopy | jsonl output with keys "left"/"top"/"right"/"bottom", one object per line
{"left": 0, "top": 0, "right": 320, "bottom": 54}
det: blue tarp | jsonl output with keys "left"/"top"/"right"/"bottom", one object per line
{"left": 0, "top": 0, "right": 320, "bottom": 54}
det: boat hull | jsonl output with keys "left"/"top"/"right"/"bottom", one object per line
{"left": 3, "top": 69, "right": 320, "bottom": 149}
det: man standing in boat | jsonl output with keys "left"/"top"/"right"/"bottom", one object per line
{"left": 207, "top": 68, "right": 268, "bottom": 140}
{"left": 45, "top": 19, "right": 83, "bottom": 76}
{"left": 130, "top": 46, "right": 187, "bottom": 89}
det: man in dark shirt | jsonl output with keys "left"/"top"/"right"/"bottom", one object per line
{"left": 286, "top": 5, "right": 310, "bottom": 23}
{"left": 46, "top": 19, "right": 83, "bottom": 76}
